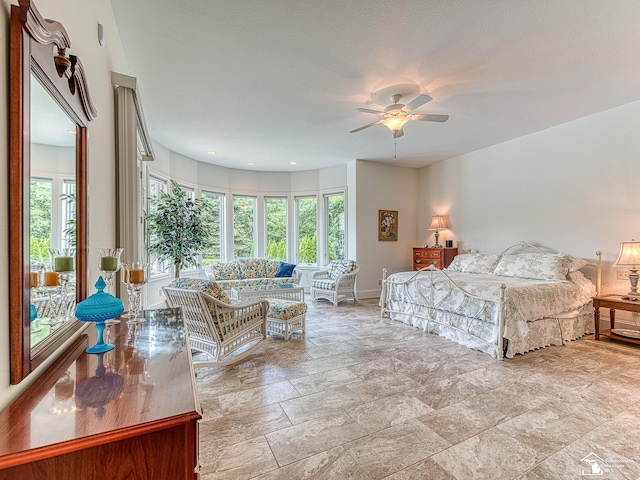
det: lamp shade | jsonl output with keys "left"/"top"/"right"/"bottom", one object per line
{"left": 383, "top": 114, "right": 410, "bottom": 133}
{"left": 614, "top": 240, "right": 640, "bottom": 267}
{"left": 428, "top": 215, "right": 448, "bottom": 231}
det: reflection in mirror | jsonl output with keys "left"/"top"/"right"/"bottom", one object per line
{"left": 29, "top": 74, "right": 78, "bottom": 348}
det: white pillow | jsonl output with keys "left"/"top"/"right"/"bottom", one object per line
{"left": 446, "top": 254, "right": 501, "bottom": 274}
{"left": 493, "top": 253, "right": 572, "bottom": 280}
{"left": 567, "top": 270, "right": 597, "bottom": 296}
{"left": 568, "top": 255, "right": 588, "bottom": 272}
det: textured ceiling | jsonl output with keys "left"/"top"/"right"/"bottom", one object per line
{"left": 110, "top": 0, "right": 640, "bottom": 171}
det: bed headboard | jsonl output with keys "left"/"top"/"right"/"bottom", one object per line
{"left": 468, "top": 241, "right": 602, "bottom": 295}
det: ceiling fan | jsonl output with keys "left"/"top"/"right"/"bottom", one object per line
{"left": 350, "top": 93, "right": 449, "bottom": 138}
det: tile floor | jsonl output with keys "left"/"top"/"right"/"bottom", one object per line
{"left": 195, "top": 298, "right": 640, "bottom": 479}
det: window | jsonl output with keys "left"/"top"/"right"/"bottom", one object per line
{"left": 61, "top": 180, "right": 76, "bottom": 248}
{"left": 295, "top": 196, "right": 317, "bottom": 265}
{"left": 201, "top": 191, "right": 223, "bottom": 265}
{"left": 233, "top": 196, "right": 256, "bottom": 258}
{"left": 325, "top": 192, "right": 345, "bottom": 261}
{"left": 148, "top": 174, "right": 168, "bottom": 276}
{"left": 265, "top": 197, "right": 287, "bottom": 261}
{"left": 178, "top": 184, "right": 195, "bottom": 201}
{"left": 30, "top": 177, "right": 53, "bottom": 263}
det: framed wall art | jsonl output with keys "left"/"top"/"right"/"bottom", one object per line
{"left": 378, "top": 210, "right": 398, "bottom": 241}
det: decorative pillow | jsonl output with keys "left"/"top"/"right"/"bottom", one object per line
{"left": 238, "top": 258, "right": 267, "bottom": 279}
{"left": 567, "top": 270, "right": 597, "bottom": 297}
{"left": 167, "top": 278, "right": 230, "bottom": 304}
{"left": 568, "top": 255, "right": 588, "bottom": 272}
{"left": 265, "top": 260, "right": 281, "bottom": 277}
{"left": 446, "top": 254, "right": 500, "bottom": 274}
{"left": 209, "top": 261, "right": 244, "bottom": 280}
{"left": 275, "top": 262, "right": 296, "bottom": 278}
{"left": 327, "top": 260, "right": 357, "bottom": 279}
{"left": 493, "top": 253, "right": 572, "bottom": 280}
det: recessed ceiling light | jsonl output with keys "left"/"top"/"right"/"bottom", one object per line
{"left": 290, "top": 161, "right": 297, "bottom": 165}
{"left": 206, "top": 150, "right": 216, "bottom": 155}
{"left": 247, "top": 162, "right": 255, "bottom": 166}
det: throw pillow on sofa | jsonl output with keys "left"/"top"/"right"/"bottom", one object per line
{"left": 275, "top": 262, "right": 296, "bottom": 277}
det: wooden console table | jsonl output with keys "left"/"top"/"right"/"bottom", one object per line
{"left": 0, "top": 308, "right": 202, "bottom": 479}
{"left": 593, "top": 294, "right": 640, "bottom": 345}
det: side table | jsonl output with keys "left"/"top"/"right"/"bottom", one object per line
{"left": 593, "top": 294, "right": 640, "bottom": 345}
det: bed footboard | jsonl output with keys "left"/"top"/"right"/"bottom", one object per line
{"left": 381, "top": 266, "right": 507, "bottom": 359}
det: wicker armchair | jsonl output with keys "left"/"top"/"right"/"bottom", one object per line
{"left": 310, "top": 260, "right": 359, "bottom": 306}
{"left": 163, "top": 284, "right": 268, "bottom": 367}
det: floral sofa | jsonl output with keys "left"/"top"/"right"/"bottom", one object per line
{"left": 204, "top": 258, "right": 301, "bottom": 290}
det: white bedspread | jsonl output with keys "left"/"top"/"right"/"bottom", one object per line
{"left": 385, "top": 270, "right": 596, "bottom": 340}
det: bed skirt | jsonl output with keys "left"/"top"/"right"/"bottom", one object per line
{"left": 386, "top": 302, "right": 594, "bottom": 358}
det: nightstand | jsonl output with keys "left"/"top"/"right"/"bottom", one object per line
{"left": 593, "top": 294, "right": 640, "bottom": 345}
{"left": 412, "top": 247, "right": 458, "bottom": 270}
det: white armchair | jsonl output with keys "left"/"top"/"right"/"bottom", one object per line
{"left": 310, "top": 260, "right": 359, "bottom": 306}
{"left": 163, "top": 279, "right": 268, "bottom": 367}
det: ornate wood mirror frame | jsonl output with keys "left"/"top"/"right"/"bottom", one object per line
{"left": 9, "top": 0, "right": 97, "bottom": 384}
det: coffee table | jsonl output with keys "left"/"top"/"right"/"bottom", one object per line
{"left": 229, "top": 283, "right": 304, "bottom": 302}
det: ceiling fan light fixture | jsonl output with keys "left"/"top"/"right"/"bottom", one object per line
{"left": 383, "top": 114, "right": 410, "bottom": 133}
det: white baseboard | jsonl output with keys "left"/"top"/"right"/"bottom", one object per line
{"left": 356, "top": 289, "right": 382, "bottom": 300}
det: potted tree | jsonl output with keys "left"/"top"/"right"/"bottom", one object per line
{"left": 147, "top": 180, "right": 208, "bottom": 278}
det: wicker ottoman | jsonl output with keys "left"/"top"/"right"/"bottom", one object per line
{"left": 266, "top": 298, "right": 307, "bottom": 340}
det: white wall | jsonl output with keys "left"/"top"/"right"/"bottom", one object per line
{"left": 354, "top": 160, "right": 418, "bottom": 298}
{"left": 0, "top": 0, "right": 129, "bottom": 410}
{"left": 31, "top": 144, "right": 75, "bottom": 176}
{"left": 418, "top": 99, "right": 640, "bottom": 293}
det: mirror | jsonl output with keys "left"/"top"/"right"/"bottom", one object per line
{"left": 10, "top": 0, "right": 97, "bottom": 384}
{"left": 29, "top": 75, "right": 78, "bottom": 348}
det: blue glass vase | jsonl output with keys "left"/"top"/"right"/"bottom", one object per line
{"left": 75, "top": 277, "right": 124, "bottom": 354}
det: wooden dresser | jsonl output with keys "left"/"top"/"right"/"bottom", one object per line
{"left": 412, "top": 247, "right": 458, "bottom": 270}
{"left": 0, "top": 308, "right": 202, "bottom": 480}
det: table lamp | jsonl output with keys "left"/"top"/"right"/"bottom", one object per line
{"left": 613, "top": 239, "right": 640, "bottom": 300}
{"left": 428, "top": 215, "right": 448, "bottom": 248}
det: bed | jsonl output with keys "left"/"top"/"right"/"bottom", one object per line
{"left": 380, "top": 242, "right": 602, "bottom": 359}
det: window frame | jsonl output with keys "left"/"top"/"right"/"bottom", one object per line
{"left": 322, "top": 190, "right": 347, "bottom": 264}
{"left": 200, "top": 188, "right": 225, "bottom": 266}
{"left": 293, "top": 194, "right": 319, "bottom": 266}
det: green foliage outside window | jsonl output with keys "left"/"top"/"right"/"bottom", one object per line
{"left": 233, "top": 197, "right": 255, "bottom": 258}
{"left": 326, "top": 194, "right": 345, "bottom": 261}
{"left": 30, "top": 180, "right": 52, "bottom": 263}
{"left": 299, "top": 233, "right": 317, "bottom": 264}
{"left": 297, "top": 197, "right": 317, "bottom": 264}
{"left": 266, "top": 197, "right": 287, "bottom": 260}
{"left": 201, "top": 194, "right": 222, "bottom": 265}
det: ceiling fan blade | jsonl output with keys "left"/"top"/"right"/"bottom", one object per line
{"left": 404, "top": 94, "right": 432, "bottom": 112}
{"left": 393, "top": 128, "right": 404, "bottom": 138}
{"left": 412, "top": 114, "right": 449, "bottom": 123}
{"left": 356, "top": 107, "right": 384, "bottom": 115}
{"left": 350, "top": 119, "right": 383, "bottom": 133}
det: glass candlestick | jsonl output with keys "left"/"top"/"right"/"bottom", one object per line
{"left": 48, "top": 248, "right": 76, "bottom": 325}
{"left": 97, "top": 248, "right": 123, "bottom": 294}
{"left": 122, "top": 262, "right": 148, "bottom": 325}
